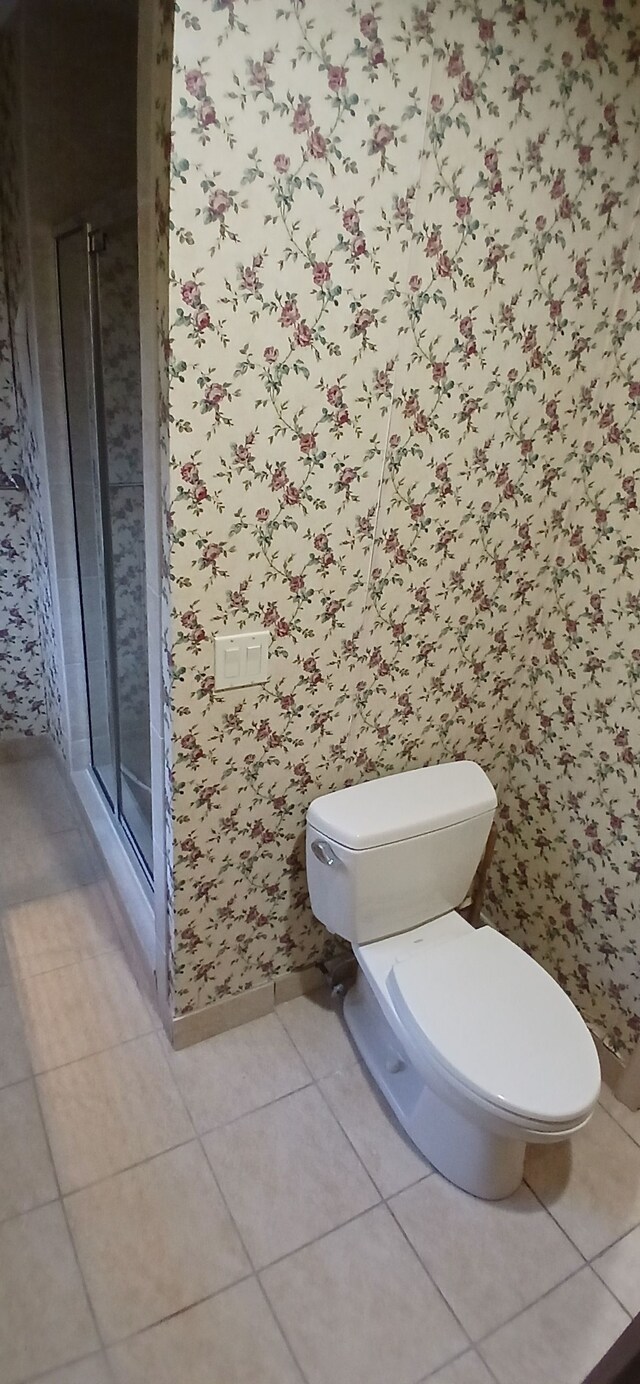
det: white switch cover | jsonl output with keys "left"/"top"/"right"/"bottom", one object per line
{"left": 214, "top": 630, "right": 270, "bottom": 690}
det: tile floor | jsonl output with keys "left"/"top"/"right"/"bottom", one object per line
{"left": 0, "top": 753, "right": 639, "bottom": 1384}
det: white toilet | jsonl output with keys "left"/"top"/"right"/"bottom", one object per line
{"left": 306, "top": 761, "right": 601, "bottom": 1199}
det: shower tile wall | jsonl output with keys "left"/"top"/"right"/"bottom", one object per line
{"left": 11, "top": 0, "right": 141, "bottom": 779}
{"left": 162, "top": 0, "right": 640, "bottom": 1056}
{"left": 0, "top": 27, "right": 61, "bottom": 746}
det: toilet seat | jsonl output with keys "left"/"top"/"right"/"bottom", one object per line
{"left": 387, "top": 926, "right": 601, "bottom": 1128}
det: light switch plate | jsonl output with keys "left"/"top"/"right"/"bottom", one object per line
{"left": 214, "top": 630, "right": 270, "bottom": 689}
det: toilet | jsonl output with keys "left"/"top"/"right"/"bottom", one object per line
{"left": 306, "top": 761, "right": 601, "bottom": 1199}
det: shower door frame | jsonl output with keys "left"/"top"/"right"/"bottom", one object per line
{"left": 55, "top": 195, "right": 153, "bottom": 883}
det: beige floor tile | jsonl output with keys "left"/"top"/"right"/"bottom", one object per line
{"left": 0, "top": 982, "right": 32, "bottom": 1087}
{"left": 203, "top": 1084, "right": 379, "bottom": 1269}
{"left": 480, "top": 1267, "right": 629, "bottom": 1384}
{"left": 262, "top": 1204, "right": 466, "bottom": 1384}
{"left": 108, "top": 1277, "right": 303, "bottom": 1384}
{"left": 0, "top": 828, "right": 102, "bottom": 908}
{"left": 165, "top": 1012, "right": 310, "bottom": 1133}
{"left": 0, "top": 1201, "right": 99, "bottom": 1384}
{"left": 0, "top": 1079, "right": 58, "bottom": 1221}
{"left": 526, "top": 1105, "right": 640, "bottom": 1257}
{"left": 600, "top": 1083, "right": 640, "bottom": 1147}
{"left": 4, "top": 883, "right": 120, "bottom": 977}
{"left": 277, "top": 991, "right": 358, "bottom": 1078}
{"left": 426, "top": 1352, "right": 495, "bottom": 1383}
{"left": 0, "top": 757, "right": 78, "bottom": 838}
{"left": 65, "top": 1141, "right": 249, "bottom": 1344}
{"left": 390, "top": 1174, "right": 582, "bottom": 1339}
{"left": 593, "top": 1223, "right": 640, "bottom": 1315}
{"left": 38, "top": 1033, "right": 194, "bottom": 1193}
{"left": 320, "top": 1061, "right": 429, "bottom": 1197}
{"left": 36, "top": 1356, "right": 114, "bottom": 1384}
{"left": 19, "top": 949, "right": 154, "bottom": 1073}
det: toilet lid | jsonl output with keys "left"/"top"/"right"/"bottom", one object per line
{"left": 388, "top": 927, "right": 601, "bottom": 1125}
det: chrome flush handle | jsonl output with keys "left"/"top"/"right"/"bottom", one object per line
{"left": 311, "top": 839, "right": 338, "bottom": 867}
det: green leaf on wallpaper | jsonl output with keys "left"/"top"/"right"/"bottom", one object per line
{"left": 305, "top": 174, "right": 324, "bottom": 197}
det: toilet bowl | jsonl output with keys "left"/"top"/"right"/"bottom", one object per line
{"left": 306, "top": 763, "right": 601, "bottom": 1199}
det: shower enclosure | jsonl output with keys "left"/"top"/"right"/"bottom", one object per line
{"left": 57, "top": 205, "right": 153, "bottom": 875}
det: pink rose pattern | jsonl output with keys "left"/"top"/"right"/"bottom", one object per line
{"left": 166, "top": 1, "right": 639, "bottom": 1056}
{"left": 0, "top": 31, "right": 61, "bottom": 744}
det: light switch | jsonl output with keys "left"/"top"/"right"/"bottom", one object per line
{"left": 214, "top": 630, "right": 270, "bottom": 689}
{"left": 225, "top": 647, "right": 242, "bottom": 680}
{"left": 246, "top": 642, "right": 262, "bottom": 678}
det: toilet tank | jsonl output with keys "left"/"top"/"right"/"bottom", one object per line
{"left": 306, "top": 762, "right": 497, "bottom": 945}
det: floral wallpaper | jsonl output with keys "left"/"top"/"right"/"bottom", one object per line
{"left": 165, "top": 0, "right": 639, "bottom": 1057}
{"left": 0, "top": 29, "right": 54, "bottom": 742}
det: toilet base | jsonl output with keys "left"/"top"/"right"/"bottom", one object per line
{"left": 343, "top": 973, "right": 526, "bottom": 1200}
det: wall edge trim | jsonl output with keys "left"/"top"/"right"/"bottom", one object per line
{"left": 171, "top": 964, "right": 326, "bottom": 1049}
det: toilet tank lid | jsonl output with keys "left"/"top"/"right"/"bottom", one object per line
{"left": 307, "top": 762, "right": 497, "bottom": 850}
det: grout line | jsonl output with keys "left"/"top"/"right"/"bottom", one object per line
{"left": 0, "top": 979, "right": 33, "bottom": 1091}
{"left": 23, "top": 1044, "right": 107, "bottom": 1360}
{"left": 195, "top": 1123, "right": 314, "bottom": 1384}
{"left": 418, "top": 1342, "right": 500, "bottom": 1384}
{"left": 29, "top": 1129, "right": 199, "bottom": 1208}
{"left": 255, "top": 1196, "right": 386, "bottom": 1275}
{"left": 200, "top": 1093, "right": 384, "bottom": 1276}
{"left": 523, "top": 1176, "right": 590, "bottom": 1264}
{"left": 589, "top": 1220, "right": 640, "bottom": 1262}
{"left": 9, "top": 958, "right": 158, "bottom": 1080}
{"left": 524, "top": 1164, "right": 640, "bottom": 1267}
{"left": 590, "top": 1256, "right": 637, "bottom": 1320}
{"left": 474, "top": 1261, "right": 632, "bottom": 1351}
{"left": 189, "top": 1070, "right": 316, "bottom": 1139}
{"left": 384, "top": 1194, "right": 475, "bottom": 1356}
{"left": 317, "top": 1049, "right": 436, "bottom": 1198}
{"left": 271, "top": 1003, "right": 323, "bottom": 1083}
{"left": 59, "top": 1135, "right": 206, "bottom": 1209}
{"left": 597, "top": 1098, "right": 640, "bottom": 1154}
{"left": 0, "top": 862, "right": 108, "bottom": 915}
{"left": 100, "top": 1273, "right": 256, "bottom": 1358}
{"left": 599, "top": 1102, "right": 640, "bottom": 1152}
{"left": 273, "top": 1006, "right": 335, "bottom": 1082}
{"left": 2, "top": 935, "right": 122, "bottom": 984}
{"left": 312, "top": 1062, "right": 431, "bottom": 1204}
{"left": 23, "top": 1018, "right": 159, "bottom": 1080}
{"left": 51, "top": 1137, "right": 302, "bottom": 1358}
{"left": 254, "top": 1273, "right": 314, "bottom": 1384}
{"left": 24, "top": 1351, "right": 116, "bottom": 1384}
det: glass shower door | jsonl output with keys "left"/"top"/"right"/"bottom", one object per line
{"left": 92, "top": 212, "right": 152, "bottom": 870}
{"left": 58, "top": 228, "right": 119, "bottom": 810}
{"left": 57, "top": 212, "right": 153, "bottom": 876}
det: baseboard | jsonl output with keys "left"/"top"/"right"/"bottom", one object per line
{"left": 274, "top": 964, "right": 327, "bottom": 1003}
{"left": 172, "top": 964, "right": 326, "bottom": 1049}
{"left": 613, "top": 1043, "right": 640, "bottom": 1111}
{"left": 0, "top": 732, "right": 53, "bottom": 763}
